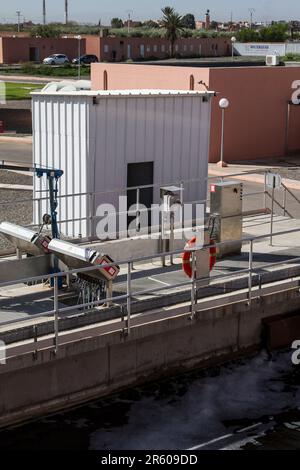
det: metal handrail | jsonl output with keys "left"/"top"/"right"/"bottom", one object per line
{"left": 2, "top": 165, "right": 300, "bottom": 355}
{"left": 0, "top": 167, "right": 276, "bottom": 208}
{"left": 281, "top": 181, "right": 300, "bottom": 206}
{"left": 1, "top": 226, "right": 300, "bottom": 349}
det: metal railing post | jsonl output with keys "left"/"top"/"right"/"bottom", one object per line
{"left": 126, "top": 262, "right": 131, "bottom": 336}
{"left": 270, "top": 184, "right": 275, "bottom": 246}
{"left": 264, "top": 172, "right": 267, "bottom": 212}
{"left": 180, "top": 180, "right": 184, "bottom": 205}
{"left": 248, "top": 239, "right": 253, "bottom": 305}
{"left": 88, "top": 192, "right": 94, "bottom": 238}
{"left": 37, "top": 198, "right": 42, "bottom": 226}
{"left": 283, "top": 187, "right": 287, "bottom": 217}
{"left": 53, "top": 275, "right": 59, "bottom": 354}
{"left": 190, "top": 250, "right": 196, "bottom": 320}
{"left": 136, "top": 187, "right": 140, "bottom": 232}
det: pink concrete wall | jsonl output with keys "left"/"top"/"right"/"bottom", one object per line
{"left": 288, "top": 105, "right": 300, "bottom": 152}
{"left": 0, "top": 37, "right": 86, "bottom": 64}
{"left": 85, "top": 36, "right": 101, "bottom": 59}
{"left": 91, "top": 63, "right": 210, "bottom": 92}
{"left": 91, "top": 63, "right": 300, "bottom": 162}
{"left": 209, "top": 67, "right": 300, "bottom": 162}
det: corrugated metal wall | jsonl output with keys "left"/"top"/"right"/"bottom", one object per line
{"left": 90, "top": 94, "right": 211, "bottom": 238}
{"left": 33, "top": 92, "right": 211, "bottom": 239}
{"left": 33, "top": 95, "right": 90, "bottom": 237}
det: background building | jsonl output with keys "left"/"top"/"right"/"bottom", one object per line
{"left": 0, "top": 36, "right": 86, "bottom": 63}
{"left": 91, "top": 63, "right": 300, "bottom": 163}
{"left": 0, "top": 35, "right": 230, "bottom": 64}
{"left": 85, "top": 36, "right": 230, "bottom": 62}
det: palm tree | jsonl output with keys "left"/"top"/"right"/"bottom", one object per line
{"left": 161, "top": 6, "right": 185, "bottom": 57}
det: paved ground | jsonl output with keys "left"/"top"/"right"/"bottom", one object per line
{"left": 1, "top": 100, "right": 31, "bottom": 110}
{"left": 0, "top": 212, "right": 300, "bottom": 324}
{"left": 0, "top": 140, "right": 32, "bottom": 165}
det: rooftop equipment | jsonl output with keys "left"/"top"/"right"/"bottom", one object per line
{"left": 266, "top": 55, "right": 280, "bottom": 66}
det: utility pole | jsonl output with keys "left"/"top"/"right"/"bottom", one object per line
{"left": 249, "top": 8, "right": 255, "bottom": 29}
{"left": 65, "top": 0, "right": 69, "bottom": 25}
{"left": 43, "top": 0, "right": 46, "bottom": 25}
{"left": 126, "top": 9, "right": 133, "bottom": 34}
{"left": 16, "top": 10, "right": 21, "bottom": 33}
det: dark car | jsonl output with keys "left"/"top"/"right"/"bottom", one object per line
{"left": 72, "top": 54, "right": 99, "bottom": 65}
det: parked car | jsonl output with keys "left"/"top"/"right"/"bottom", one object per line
{"left": 43, "top": 54, "right": 70, "bottom": 65}
{"left": 72, "top": 54, "right": 99, "bottom": 65}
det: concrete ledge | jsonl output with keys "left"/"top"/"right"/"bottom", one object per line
{"left": 1, "top": 263, "right": 300, "bottom": 346}
{"left": 0, "top": 284, "right": 299, "bottom": 428}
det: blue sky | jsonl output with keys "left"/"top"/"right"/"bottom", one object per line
{"left": 1, "top": 0, "right": 299, "bottom": 24}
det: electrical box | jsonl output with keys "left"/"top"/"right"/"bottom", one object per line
{"left": 160, "top": 186, "right": 183, "bottom": 211}
{"left": 266, "top": 55, "right": 280, "bottom": 67}
{"left": 210, "top": 181, "right": 243, "bottom": 257}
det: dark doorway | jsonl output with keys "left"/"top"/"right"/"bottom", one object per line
{"left": 127, "top": 162, "right": 154, "bottom": 229}
{"left": 29, "top": 47, "right": 40, "bottom": 62}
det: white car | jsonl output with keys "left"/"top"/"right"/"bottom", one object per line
{"left": 43, "top": 54, "right": 70, "bottom": 65}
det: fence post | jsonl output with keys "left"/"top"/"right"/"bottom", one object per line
{"left": 248, "top": 239, "right": 253, "bottom": 305}
{"left": 270, "top": 182, "right": 275, "bottom": 246}
{"left": 36, "top": 199, "right": 43, "bottom": 228}
{"left": 283, "top": 187, "right": 287, "bottom": 217}
{"left": 264, "top": 172, "right": 267, "bottom": 212}
{"left": 126, "top": 262, "right": 132, "bottom": 336}
{"left": 53, "top": 275, "right": 59, "bottom": 354}
{"left": 190, "top": 250, "right": 196, "bottom": 320}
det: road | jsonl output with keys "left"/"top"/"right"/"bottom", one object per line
{"left": 0, "top": 140, "right": 32, "bottom": 165}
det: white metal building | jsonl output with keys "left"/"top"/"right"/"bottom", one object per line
{"left": 32, "top": 89, "right": 214, "bottom": 238}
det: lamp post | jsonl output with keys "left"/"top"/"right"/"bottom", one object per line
{"left": 218, "top": 98, "right": 230, "bottom": 168}
{"left": 126, "top": 9, "right": 133, "bottom": 34}
{"left": 76, "top": 35, "right": 82, "bottom": 80}
{"left": 16, "top": 10, "right": 21, "bottom": 33}
{"left": 231, "top": 36, "right": 236, "bottom": 61}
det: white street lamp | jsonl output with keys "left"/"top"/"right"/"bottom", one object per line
{"left": 231, "top": 36, "right": 236, "bottom": 61}
{"left": 218, "top": 98, "right": 230, "bottom": 167}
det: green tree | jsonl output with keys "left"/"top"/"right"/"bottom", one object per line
{"left": 161, "top": 6, "right": 185, "bottom": 57}
{"left": 182, "top": 13, "right": 195, "bottom": 29}
{"left": 210, "top": 21, "right": 219, "bottom": 30}
{"left": 259, "top": 23, "right": 288, "bottom": 42}
{"left": 30, "top": 24, "right": 60, "bottom": 38}
{"left": 143, "top": 20, "right": 159, "bottom": 29}
{"left": 111, "top": 18, "right": 123, "bottom": 29}
{"left": 236, "top": 28, "right": 259, "bottom": 42}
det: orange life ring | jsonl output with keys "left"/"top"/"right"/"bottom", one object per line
{"left": 182, "top": 237, "right": 217, "bottom": 278}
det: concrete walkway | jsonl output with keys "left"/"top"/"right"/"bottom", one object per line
{"left": 0, "top": 135, "right": 32, "bottom": 145}
{"left": 209, "top": 162, "right": 300, "bottom": 191}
